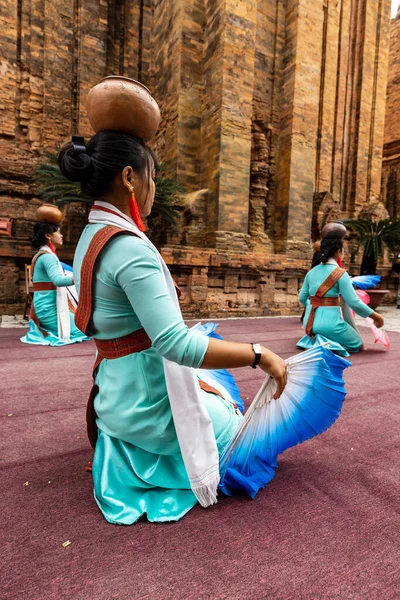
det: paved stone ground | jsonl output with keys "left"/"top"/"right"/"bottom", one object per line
{"left": 2, "top": 305, "right": 399, "bottom": 332}
{"left": 1, "top": 318, "right": 399, "bottom": 600}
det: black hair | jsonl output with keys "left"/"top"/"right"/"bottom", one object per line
{"left": 31, "top": 222, "right": 59, "bottom": 249}
{"left": 57, "top": 131, "right": 157, "bottom": 199}
{"left": 311, "top": 251, "right": 323, "bottom": 268}
{"left": 320, "top": 237, "right": 344, "bottom": 264}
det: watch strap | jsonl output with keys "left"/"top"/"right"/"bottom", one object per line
{"left": 251, "top": 343, "right": 262, "bottom": 369}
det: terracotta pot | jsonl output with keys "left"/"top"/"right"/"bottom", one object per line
{"left": 366, "top": 289, "right": 389, "bottom": 310}
{"left": 36, "top": 204, "right": 63, "bottom": 225}
{"left": 313, "top": 240, "right": 321, "bottom": 252}
{"left": 85, "top": 77, "right": 161, "bottom": 142}
{"left": 321, "top": 221, "right": 347, "bottom": 239}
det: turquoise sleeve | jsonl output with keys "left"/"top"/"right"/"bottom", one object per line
{"left": 41, "top": 254, "right": 74, "bottom": 287}
{"left": 106, "top": 235, "right": 209, "bottom": 368}
{"left": 338, "top": 272, "right": 374, "bottom": 318}
{"left": 298, "top": 274, "right": 310, "bottom": 306}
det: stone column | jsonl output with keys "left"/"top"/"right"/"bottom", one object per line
{"left": 201, "top": 0, "right": 257, "bottom": 251}
{"left": 151, "top": 0, "right": 257, "bottom": 251}
{"left": 275, "top": 0, "right": 325, "bottom": 256}
{"left": 339, "top": 0, "right": 391, "bottom": 213}
{"left": 77, "top": 0, "right": 110, "bottom": 137}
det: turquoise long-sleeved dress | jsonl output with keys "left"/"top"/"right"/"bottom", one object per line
{"left": 73, "top": 224, "right": 242, "bottom": 524}
{"left": 20, "top": 252, "right": 89, "bottom": 346}
{"left": 297, "top": 263, "right": 374, "bottom": 356}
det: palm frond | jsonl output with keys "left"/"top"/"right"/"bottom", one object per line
{"left": 31, "top": 153, "right": 183, "bottom": 231}
{"left": 344, "top": 217, "right": 400, "bottom": 273}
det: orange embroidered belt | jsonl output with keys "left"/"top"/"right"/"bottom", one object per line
{"left": 94, "top": 328, "right": 152, "bottom": 360}
{"left": 33, "top": 282, "right": 57, "bottom": 292}
{"left": 305, "top": 296, "right": 340, "bottom": 337}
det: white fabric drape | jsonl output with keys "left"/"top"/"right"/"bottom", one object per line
{"left": 88, "top": 201, "right": 220, "bottom": 507}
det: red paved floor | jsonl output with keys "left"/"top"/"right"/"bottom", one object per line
{"left": 1, "top": 318, "right": 399, "bottom": 599}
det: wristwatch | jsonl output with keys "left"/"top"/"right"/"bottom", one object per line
{"left": 250, "top": 343, "right": 262, "bottom": 369}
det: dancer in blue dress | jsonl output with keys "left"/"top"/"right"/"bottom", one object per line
{"left": 59, "top": 131, "right": 288, "bottom": 524}
{"left": 21, "top": 210, "right": 89, "bottom": 346}
{"left": 297, "top": 238, "right": 384, "bottom": 356}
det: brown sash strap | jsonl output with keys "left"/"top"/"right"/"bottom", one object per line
{"left": 305, "top": 266, "right": 345, "bottom": 337}
{"left": 198, "top": 380, "right": 224, "bottom": 399}
{"left": 33, "top": 282, "right": 57, "bottom": 292}
{"left": 67, "top": 299, "right": 76, "bottom": 314}
{"left": 75, "top": 226, "right": 128, "bottom": 335}
{"left": 29, "top": 304, "right": 49, "bottom": 337}
{"left": 31, "top": 250, "right": 49, "bottom": 274}
{"left": 73, "top": 226, "right": 137, "bottom": 448}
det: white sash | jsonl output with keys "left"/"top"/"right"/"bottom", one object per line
{"left": 35, "top": 246, "right": 71, "bottom": 342}
{"left": 88, "top": 201, "right": 220, "bottom": 507}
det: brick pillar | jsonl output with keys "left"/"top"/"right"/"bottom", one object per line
{"left": 201, "top": 0, "right": 257, "bottom": 251}
{"left": 275, "top": 0, "right": 324, "bottom": 256}
{"left": 151, "top": 0, "right": 183, "bottom": 177}
{"left": 150, "top": 0, "right": 204, "bottom": 192}
{"left": 77, "top": 0, "right": 110, "bottom": 137}
{"left": 0, "top": 0, "right": 18, "bottom": 139}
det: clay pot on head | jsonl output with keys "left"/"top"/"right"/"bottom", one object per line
{"left": 85, "top": 77, "right": 161, "bottom": 142}
{"left": 313, "top": 240, "right": 321, "bottom": 252}
{"left": 321, "top": 221, "right": 347, "bottom": 239}
{"left": 36, "top": 204, "right": 63, "bottom": 225}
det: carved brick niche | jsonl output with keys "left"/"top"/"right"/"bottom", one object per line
{"left": 312, "top": 192, "right": 343, "bottom": 241}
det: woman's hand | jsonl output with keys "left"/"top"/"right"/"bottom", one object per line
{"left": 259, "top": 347, "right": 288, "bottom": 399}
{"left": 371, "top": 312, "right": 384, "bottom": 329}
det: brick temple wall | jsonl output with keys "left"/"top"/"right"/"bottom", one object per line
{"left": 0, "top": 0, "right": 394, "bottom": 316}
{"left": 381, "top": 7, "right": 400, "bottom": 218}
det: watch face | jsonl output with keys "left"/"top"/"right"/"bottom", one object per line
{"left": 253, "top": 344, "right": 262, "bottom": 355}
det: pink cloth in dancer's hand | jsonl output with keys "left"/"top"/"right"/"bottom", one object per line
{"left": 355, "top": 289, "right": 370, "bottom": 305}
{"left": 365, "top": 317, "right": 390, "bottom": 349}
{"left": 353, "top": 289, "right": 389, "bottom": 349}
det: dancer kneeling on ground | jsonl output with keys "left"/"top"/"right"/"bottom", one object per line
{"left": 297, "top": 237, "right": 384, "bottom": 357}
{"left": 21, "top": 211, "right": 90, "bottom": 346}
{"left": 59, "top": 131, "right": 288, "bottom": 525}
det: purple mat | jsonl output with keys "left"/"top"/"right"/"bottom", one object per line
{"left": 1, "top": 319, "right": 399, "bottom": 599}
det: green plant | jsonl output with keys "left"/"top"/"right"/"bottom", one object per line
{"left": 32, "top": 153, "right": 183, "bottom": 228}
{"left": 32, "top": 152, "right": 91, "bottom": 207}
{"left": 344, "top": 217, "right": 400, "bottom": 275}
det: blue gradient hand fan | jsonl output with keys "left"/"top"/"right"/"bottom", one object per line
{"left": 351, "top": 275, "right": 380, "bottom": 290}
{"left": 219, "top": 346, "right": 351, "bottom": 499}
{"left": 60, "top": 261, "right": 73, "bottom": 273}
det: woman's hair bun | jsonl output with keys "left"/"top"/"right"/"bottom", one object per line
{"left": 58, "top": 140, "right": 92, "bottom": 183}
{"left": 320, "top": 237, "right": 343, "bottom": 263}
{"left": 30, "top": 222, "right": 58, "bottom": 250}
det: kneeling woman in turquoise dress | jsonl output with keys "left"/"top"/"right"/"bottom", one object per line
{"left": 21, "top": 216, "right": 90, "bottom": 346}
{"left": 59, "top": 131, "right": 288, "bottom": 524}
{"left": 297, "top": 237, "right": 384, "bottom": 356}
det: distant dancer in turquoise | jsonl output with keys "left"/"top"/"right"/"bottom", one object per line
{"left": 21, "top": 218, "right": 90, "bottom": 346}
{"left": 297, "top": 237, "right": 384, "bottom": 357}
{"left": 59, "top": 129, "right": 288, "bottom": 525}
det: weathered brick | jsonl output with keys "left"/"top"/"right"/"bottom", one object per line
{"left": 0, "top": 0, "right": 395, "bottom": 316}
